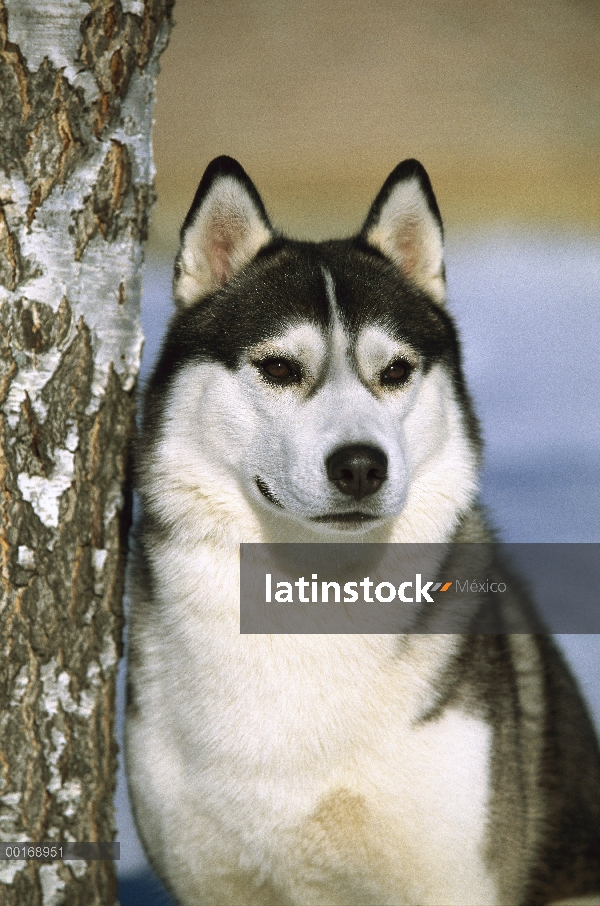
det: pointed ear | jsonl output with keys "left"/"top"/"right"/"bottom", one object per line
{"left": 361, "top": 160, "right": 446, "bottom": 304}
{"left": 173, "top": 156, "right": 274, "bottom": 307}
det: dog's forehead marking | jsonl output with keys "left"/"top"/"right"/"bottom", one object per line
{"left": 247, "top": 268, "right": 425, "bottom": 389}
{"left": 244, "top": 267, "right": 339, "bottom": 369}
{"left": 321, "top": 266, "right": 421, "bottom": 387}
{"left": 322, "top": 266, "right": 337, "bottom": 316}
{"left": 248, "top": 323, "right": 326, "bottom": 375}
{"left": 321, "top": 265, "right": 350, "bottom": 368}
{"left": 355, "top": 326, "right": 420, "bottom": 380}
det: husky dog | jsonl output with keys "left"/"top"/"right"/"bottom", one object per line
{"left": 126, "top": 157, "right": 600, "bottom": 905}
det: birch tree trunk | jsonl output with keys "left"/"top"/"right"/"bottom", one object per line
{"left": 0, "top": 1, "right": 173, "bottom": 903}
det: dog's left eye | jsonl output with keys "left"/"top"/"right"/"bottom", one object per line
{"left": 256, "top": 358, "right": 301, "bottom": 384}
{"left": 380, "top": 359, "right": 412, "bottom": 386}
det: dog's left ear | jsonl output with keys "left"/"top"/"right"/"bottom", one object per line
{"left": 174, "top": 156, "right": 274, "bottom": 307}
{"left": 361, "top": 160, "right": 445, "bottom": 305}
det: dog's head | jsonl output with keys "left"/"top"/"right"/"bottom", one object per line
{"left": 141, "top": 158, "right": 481, "bottom": 543}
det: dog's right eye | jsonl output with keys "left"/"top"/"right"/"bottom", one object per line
{"left": 256, "top": 358, "right": 301, "bottom": 384}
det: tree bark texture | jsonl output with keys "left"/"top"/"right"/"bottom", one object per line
{"left": 0, "top": 2, "right": 173, "bottom": 903}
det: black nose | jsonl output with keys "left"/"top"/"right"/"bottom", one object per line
{"left": 326, "top": 445, "right": 388, "bottom": 500}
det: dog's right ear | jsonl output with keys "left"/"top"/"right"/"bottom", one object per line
{"left": 173, "top": 157, "right": 274, "bottom": 307}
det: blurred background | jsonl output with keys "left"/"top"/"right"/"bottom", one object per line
{"left": 117, "top": 1, "right": 600, "bottom": 902}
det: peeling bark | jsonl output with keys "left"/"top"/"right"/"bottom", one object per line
{"left": 0, "top": 1, "right": 173, "bottom": 903}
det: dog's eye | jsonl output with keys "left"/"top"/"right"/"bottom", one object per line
{"left": 380, "top": 359, "right": 412, "bottom": 386}
{"left": 257, "top": 358, "right": 301, "bottom": 384}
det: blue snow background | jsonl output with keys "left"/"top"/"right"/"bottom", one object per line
{"left": 117, "top": 233, "right": 600, "bottom": 904}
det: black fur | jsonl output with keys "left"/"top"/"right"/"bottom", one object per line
{"left": 180, "top": 155, "right": 273, "bottom": 239}
{"left": 360, "top": 158, "right": 444, "bottom": 240}
{"left": 145, "top": 158, "right": 482, "bottom": 463}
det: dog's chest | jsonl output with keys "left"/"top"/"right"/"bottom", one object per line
{"left": 198, "top": 636, "right": 492, "bottom": 823}
{"left": 152, "top": 609, "right": 495, "bottom": 901}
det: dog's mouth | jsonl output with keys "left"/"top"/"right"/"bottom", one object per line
{"left": 256, "top": 478, "right": 380, "bottom": 527}
{"left": 312, "top": 512, "right": 379, "bottom": 526}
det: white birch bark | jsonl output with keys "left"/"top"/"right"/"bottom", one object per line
{"left": 0, "top": 1, "right": 173, "bottom": 903}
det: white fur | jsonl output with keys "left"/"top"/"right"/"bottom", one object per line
{"left": 144, "top": 316, "right": 477, "bottom": 547}
{"left": 174, "top": 175, "right": 272, "bottom": 307}
{"left": 127, "top": 162, "right": 600, "bottom": 904}
{"left": 128, "top": 555, "right": 495, "bottom": 904}
{"left": 127, "top": 281, "right": 493, "bottom": 903}
{"left": 364, "top": 177, "right": 445, "bottom": 304}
